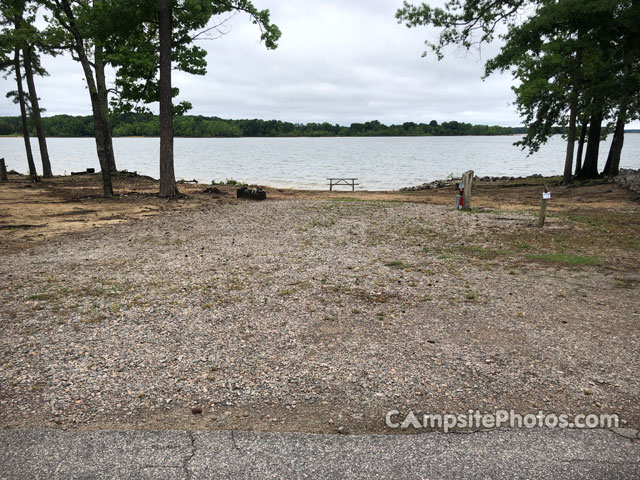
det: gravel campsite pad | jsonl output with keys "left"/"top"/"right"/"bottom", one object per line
{"left": 1, "top": 199, "right": 639, "bottom": 433}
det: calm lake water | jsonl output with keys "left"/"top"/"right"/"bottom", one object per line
{"left": 2, "top": 135, "right": 639, "bottom": 190}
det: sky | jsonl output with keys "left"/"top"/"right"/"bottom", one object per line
{"left": 1, "top": 0, "right": 635, "bottom": 128}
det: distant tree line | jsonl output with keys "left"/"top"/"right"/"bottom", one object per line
{"left": 0, "top": 114, "right": 514, "bottom": 137}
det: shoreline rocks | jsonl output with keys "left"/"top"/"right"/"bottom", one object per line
{"left": 615, "top": 168, "right": 640, "bottom": 194}
{"left": 400, "top": 174, "right": 544, "bottom": 191}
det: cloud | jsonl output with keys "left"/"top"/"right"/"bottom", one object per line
{"left": 1, "top": 0, "right": 636, "bottom": 127}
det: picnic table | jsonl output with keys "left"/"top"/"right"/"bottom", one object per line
{"left": 327, "top": 178, "right": 359, "bottom": 191}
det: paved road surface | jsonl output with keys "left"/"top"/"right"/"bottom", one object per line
{"left": 0, "top": 428, "right": 638, "bottom": 479}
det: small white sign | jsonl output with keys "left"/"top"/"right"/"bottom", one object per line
{"left": 543, "top": 192, "right": 551, "bottom": 200}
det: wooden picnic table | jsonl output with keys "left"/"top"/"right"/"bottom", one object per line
{"left": 327, "top": 178, "right": 359, "bottom": 191}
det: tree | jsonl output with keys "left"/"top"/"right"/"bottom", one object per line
{"left": 0, "top": 0, "right": 40, "bottom": 181}
{"left": 19, "top": 4, "right": 53, "bottom": 178}
{"left": 483, "top": 1, "right": 601, "bottom": 183}
{"left": 601, "top": 2, "right": 640, "bottom": 176}
{"left": 579, "top": 111, "right": 603, "bottom": 178}
{"left": 99, "top": 0, "right": 281, "bottom": 198}
{"left": 397, "top": 0, "right": 640, "bottom": 181}
{"left": 574, "top": 117, "right": 588, "bottom": 176}
{"left": 10, "top": 47, "right": 38, "bottom": 180}
{"left": 1, "top": 0, "right": 52, "bottom": 178}
{"left": 46, "top": 0, "right": 117, "bottom": 197}
{"left": 158, "top": 0, "right": 175, "bottom": 197}
{"left": 396, "top": 0, "right": 529, "bottom": 60}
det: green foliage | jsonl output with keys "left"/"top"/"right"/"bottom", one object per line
{"left": 94, "top": 0, "right": 281, "bottom": 114}
{"left": 0, "top": 113, "right": 517, "bottom": 137}
{"left": 396, "top": 0, "right": 529, "bottom": 59}
{"left": 397, "top": 0, "right": 640, "bottom": 160}
{"left": 0, "top": 0, "right": 54, "bottom": 114}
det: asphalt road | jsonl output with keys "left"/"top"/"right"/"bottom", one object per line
{"left": 0, "top": 428, "right": 638, "bottom": 479}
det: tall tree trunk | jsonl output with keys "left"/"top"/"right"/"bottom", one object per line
{"left": 57, "top": 0, "right": 113, "bottom": 197}
{"left": 579, "top": 111, "right": 603, "bottom": 179}
{"left": 602, "top": 103, "right": 626, "bottom": 177}
{"left": 562, "top": 50, "right": 581, "bottom": 185}
{"left": 158, "top": 0, "right": 178, "bottom": 198}
{"left": 95, "top": 44, "right": 117, "bottom": 173}
{"left": 603, "top": 54, "right": 630, "bottom": 178}
{"left": 22, "top": 45, "right": 53, "bottom": 178}
{"left": 13, "top": 46, "right": 38, "bottom": 182}
{"left": 574, "top": 119, "right": 587, "bottom": 177}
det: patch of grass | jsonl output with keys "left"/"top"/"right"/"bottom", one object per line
{"left": 614, "top": 278, "right": 638, "bottom": 289}
{"left": 332, "top": 197, "right": 366, "bottom": 203}
{"left": 385, "top": 260, "right": 411, "bottom": 270}
{"left": 459, "top": 245, "right": 510, "bottom": 260}
{"left": 28, "top": 293, "right": 53, "bottom": 301}
{"left": 309, "top": 218, "right": 336, "bottom": 228}
{"left": 278, "top": 288, "right": 297, "bottom": 296}
{"left": 524, "top": 253, "right": 601, "bottom": 266}
{"left": 565, "top": 212, "right": 639, "bottom": 233}
{"left": 227, "top": 277, "right": 244, "bottom": 291}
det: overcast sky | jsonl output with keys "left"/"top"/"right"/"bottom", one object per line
{"left": 2, "top": 0, "right": 635, "bottom": 128}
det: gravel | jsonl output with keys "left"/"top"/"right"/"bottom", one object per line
{"left": 1, "top": 199, "right": 638, "bottom": 432}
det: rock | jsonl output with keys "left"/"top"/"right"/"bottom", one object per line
{"left": 191, "top": 406, "right": 203, "bottom": 414}
{"left": 615, "top": 168, "right": 640, "bottom": 193}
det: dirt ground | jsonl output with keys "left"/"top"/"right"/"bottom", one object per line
{"left": 1, "top": 172, "right": 637, "bottom": 250}
{"left": 1, "top": 173, "right": 639, "bottom": 434}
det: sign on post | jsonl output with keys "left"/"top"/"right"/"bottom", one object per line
{"left": 538, "top": 185, "right": 550, "bottom": 227}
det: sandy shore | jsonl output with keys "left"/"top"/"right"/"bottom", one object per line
{"left": 0, "top": 173, "right": 639, "bottom": 433}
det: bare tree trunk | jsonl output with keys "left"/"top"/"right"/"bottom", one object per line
{"left": 579, "top": 111, "right": 603, "bottom": 179}
{"left": 574, "top": 119, "right": 587, "bottom": 177}
{"left": 602, "top": 103, "right": 626, "bottom": 177}
{"left": 95, "top": 44, "right": 117, "bottom": 173}
{"left": 603, "top": 54, "right": 630, "bottom": 178}
{"left": 56, "top": 0, "right": 113, "bottom": 197}
{"left": 563, "top": 51, "right": 581, "bottom": 185}
{"left": 13, "top": 46, "right": 38, "bottom": 182}
{"left": 158, "top": 0, "right": 178, "bottom": 198}
{"left": 22, "top": 46, "right": 53, "bottom": 178}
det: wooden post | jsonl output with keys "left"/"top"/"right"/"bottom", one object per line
{"left": 461, "top": 170, "right": 474, "bottom": 210}
{"left": 0, "top": 158, "right": 7, "bottom": 182}
{"left": 538, "top": 185, "right": 550, "bottom": 228}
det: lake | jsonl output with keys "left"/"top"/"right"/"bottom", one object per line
{"left": 2, "top": 135, "right": 639, "bottom": 190}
